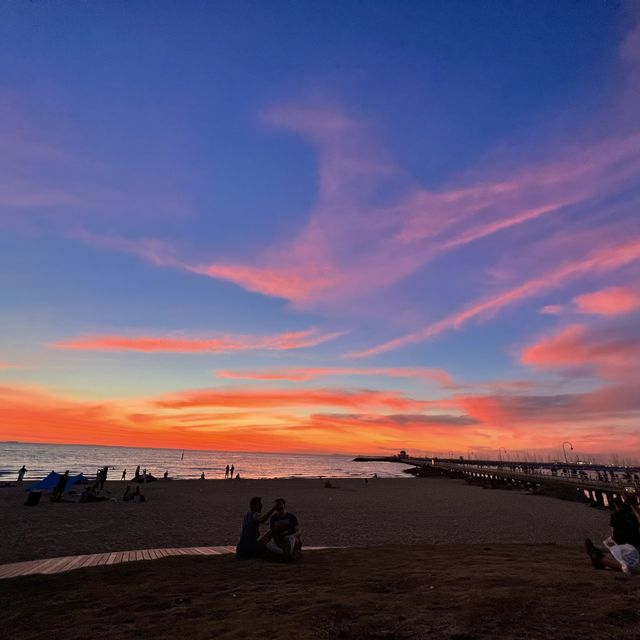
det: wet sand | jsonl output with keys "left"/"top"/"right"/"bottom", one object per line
{"left": 0, "top": 477, "right": 608, "bottom": 564}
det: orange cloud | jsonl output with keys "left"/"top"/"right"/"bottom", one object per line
{"left": 52, "top": 328, "right": 345, "bottom": 353}
{"left": 573, "top": 285, "right": 640, "bottom": 316}
{"left": 215, "top": 366, "right": 453, "bottom": 386}
{"left": 2, "top": 380, "right": 639, "bottom": 456}
{"left": 350, "top": 236, "right": 640, "bottom": 357}
{"left": 153, "top": 386, "right": 427, "bottom": 412}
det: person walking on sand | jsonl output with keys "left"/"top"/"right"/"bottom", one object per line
{"left": 230, "top": 464, "right": 235, "bottom": 479}
{"left": 121, "top": 468, "right": 127, "bottom": 481}
{"left": 17, "top": 465, "right": 27, "bottom": 483}
{"left": 225, "top": 464, "right": 230, "bottom": 479}
{"left": 236, "top": 497, "right": 278, "bottom": 559}
{"left": 134, "top": 465, "right": 140, "bottom": 480}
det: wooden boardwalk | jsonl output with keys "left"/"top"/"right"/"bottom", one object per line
{"left": 0, "top": 546, "right": 330, "bottom": 581}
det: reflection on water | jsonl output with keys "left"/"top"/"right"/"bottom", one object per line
{"left": 0, "top": 442, "right": 413, "bottom": 480}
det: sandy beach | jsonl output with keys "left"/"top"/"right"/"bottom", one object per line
{"left": 0, "top": 477, "right": 608, "bottom": 564}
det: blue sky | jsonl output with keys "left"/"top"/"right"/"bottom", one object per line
{"left": 1, "top": 1, "right": 640, "bottom": 457}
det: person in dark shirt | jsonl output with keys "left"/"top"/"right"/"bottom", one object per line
{"left": 268, "top": 498, "right": 302, "bottom": 559}
{"left": 236, "top": 497, "right": 278, "bottom": 559}
{"left": 610, "top": 496, "right": 640, "bottom": 548}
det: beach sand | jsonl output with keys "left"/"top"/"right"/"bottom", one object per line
{"left": 0, "top": 477, "right": 608, "bottom": 564}
{"left": 2, "top": 545, "right": 640, "bottom": 640}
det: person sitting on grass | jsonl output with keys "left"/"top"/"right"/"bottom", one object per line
{"left": 585, "top": 538, "right": 640, "bottom": 575}
{"left": 267, "top": 497, "right": 302, "bottom": 559}
{"left": 236, "top": 497, "right": 278, "bottom": 559}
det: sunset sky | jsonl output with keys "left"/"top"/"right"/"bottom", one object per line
{"left": 2, "top": 2, "right": 640, "bottom": 459}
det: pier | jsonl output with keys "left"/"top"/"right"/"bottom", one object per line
{"left": 354, "top": 454, "right": 640, "bottom": 508}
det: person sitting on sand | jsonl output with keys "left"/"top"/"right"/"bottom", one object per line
{"left": 236, "top": 497, "right": 278, "bottom": 559}
{"left": 267, "top": 498, "right": 302, "bottom": 559}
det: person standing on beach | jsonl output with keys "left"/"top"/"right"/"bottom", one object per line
{"left": 53, "top": 470, "right": 70, "bottom": 500}
{"left": 17, "top": 465, "right": 27, "bottom": 483}
{"left": 121, "top": 469, "right": 127, "bottom": 481}
{"left": 236, "top": 497, "right": 278, "bottom": 559}
{"left": 134, "top": 465, "right": 141, "bottom": 480}
{"left": 230, "top": 464, "right": 235, "bottom": 479}
{"left": 225, "top": 464, "right": 230, "bottom": 479}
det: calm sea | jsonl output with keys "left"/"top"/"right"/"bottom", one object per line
{"left": 0, "top": 442, "right": 412, "bottom": 481}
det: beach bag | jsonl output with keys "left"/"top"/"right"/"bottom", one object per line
{"left": 604, "top": 537, "right": 640, "bottom": 573}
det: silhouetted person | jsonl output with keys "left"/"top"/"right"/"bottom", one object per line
{"left": 53, "top": 470, "right": 70, "bottom": 500}
{"left": 17, "top": 465, "right": 27, "bottom": 483}
{"left": 134, "top": 465, "right": 141, "bottom": 480}
{"left": 164, "top": 470, "right": 169, "bottom": 479}
{"left": 230, "top": 464, "right": 235, "bottom": 479}
{"left": 200, "top": 472, "right": 205, "bottom": 480}
{"left": 99, "top": 466, "right": 108, "bottom": 490}
{"left": 268, "top": 497, "right": 302, "bottom": 559}
{"left": 611, "top": 496, "right": 640, "bottom": 549}
{"left": 236, "top": 497, "right": 278, "bottom": 559}
{"left": 121, "top": 468, "right": 127, "bottom": 481}
{"left": 225, "top": 464, "right": 230, "bottom": 479}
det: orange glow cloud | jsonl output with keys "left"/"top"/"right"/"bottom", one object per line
{"left": 152, "top": 386, "right": 428, "bottom": 412}
{"left": 2, "top": 380, "right": 639, "bottom": 455}
{"left": 52, "top": 328, "right": 345, "bottom": 353}
{"left": 573, "top": 285, "right": 640, "bottom": 316}
{"left": 215, "top": 366, "right": 453, "bottom": 386}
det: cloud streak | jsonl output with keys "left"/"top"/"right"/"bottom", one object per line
{"left": 215, "top": 366, "right": 453, "bottom": 386}
{"left": 349, "top": 236, "right": 640, "bottom": 357}
{"left": 52, "top": 328, "right": 346, "bottom": 353}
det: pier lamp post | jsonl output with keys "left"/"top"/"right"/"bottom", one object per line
{"left": 562, "top": 441, "right": 573, "bottom": 465}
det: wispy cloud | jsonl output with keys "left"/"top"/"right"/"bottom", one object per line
{"left": 51, "top": 328, "right": 346, "bottom": 353}
{"left": 152, "top": 386, "right": 427, "bottom": 412}
{"left": 215, "top": 366, "right": 453, "bottom": 386}
{"left": 349, "top": 236, "right": 640, "bottom": 357}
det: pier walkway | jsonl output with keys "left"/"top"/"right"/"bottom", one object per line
{"left": 0, "top": 545, "right": 332, "bottom": 581}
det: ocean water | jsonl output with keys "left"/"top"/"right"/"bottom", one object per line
{"left": 0, "top": 442, "right": 413, "bottom": 481}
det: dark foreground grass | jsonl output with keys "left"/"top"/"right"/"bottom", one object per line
{"left": 1, "top": 545, "right": 640, "bottom": 640}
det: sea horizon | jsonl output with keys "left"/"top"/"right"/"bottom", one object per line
{"left": 0, "top": 441, "right": 412, "bottom": 481}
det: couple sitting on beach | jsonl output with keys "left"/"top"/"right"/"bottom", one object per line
{"left": 585, "top": 491, "right": 640, "bottom": 575}
{"left": 236, "top": 497, "right": 302, "bottom": 560}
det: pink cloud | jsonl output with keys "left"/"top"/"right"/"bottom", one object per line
{"left": 573, "top": 285, "right": 640, "bottom": 316}
{"left": 52, "top": 328, "right": 346, "bottom": 353}
{"left": 540, "top": 305, "right": 564, "bottom": 315}
{"left": 215, "top": 366, "right": 454, "bottom": 386}
{"left": 349, "top": 236, "right": 640, "bottom": 357}
{"left": 520, "top": 324, "right": 640, "bottom": 380}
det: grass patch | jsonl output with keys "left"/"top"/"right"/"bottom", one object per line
{"left": 1, "top": 545, "right": 639, "bottom": 639}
